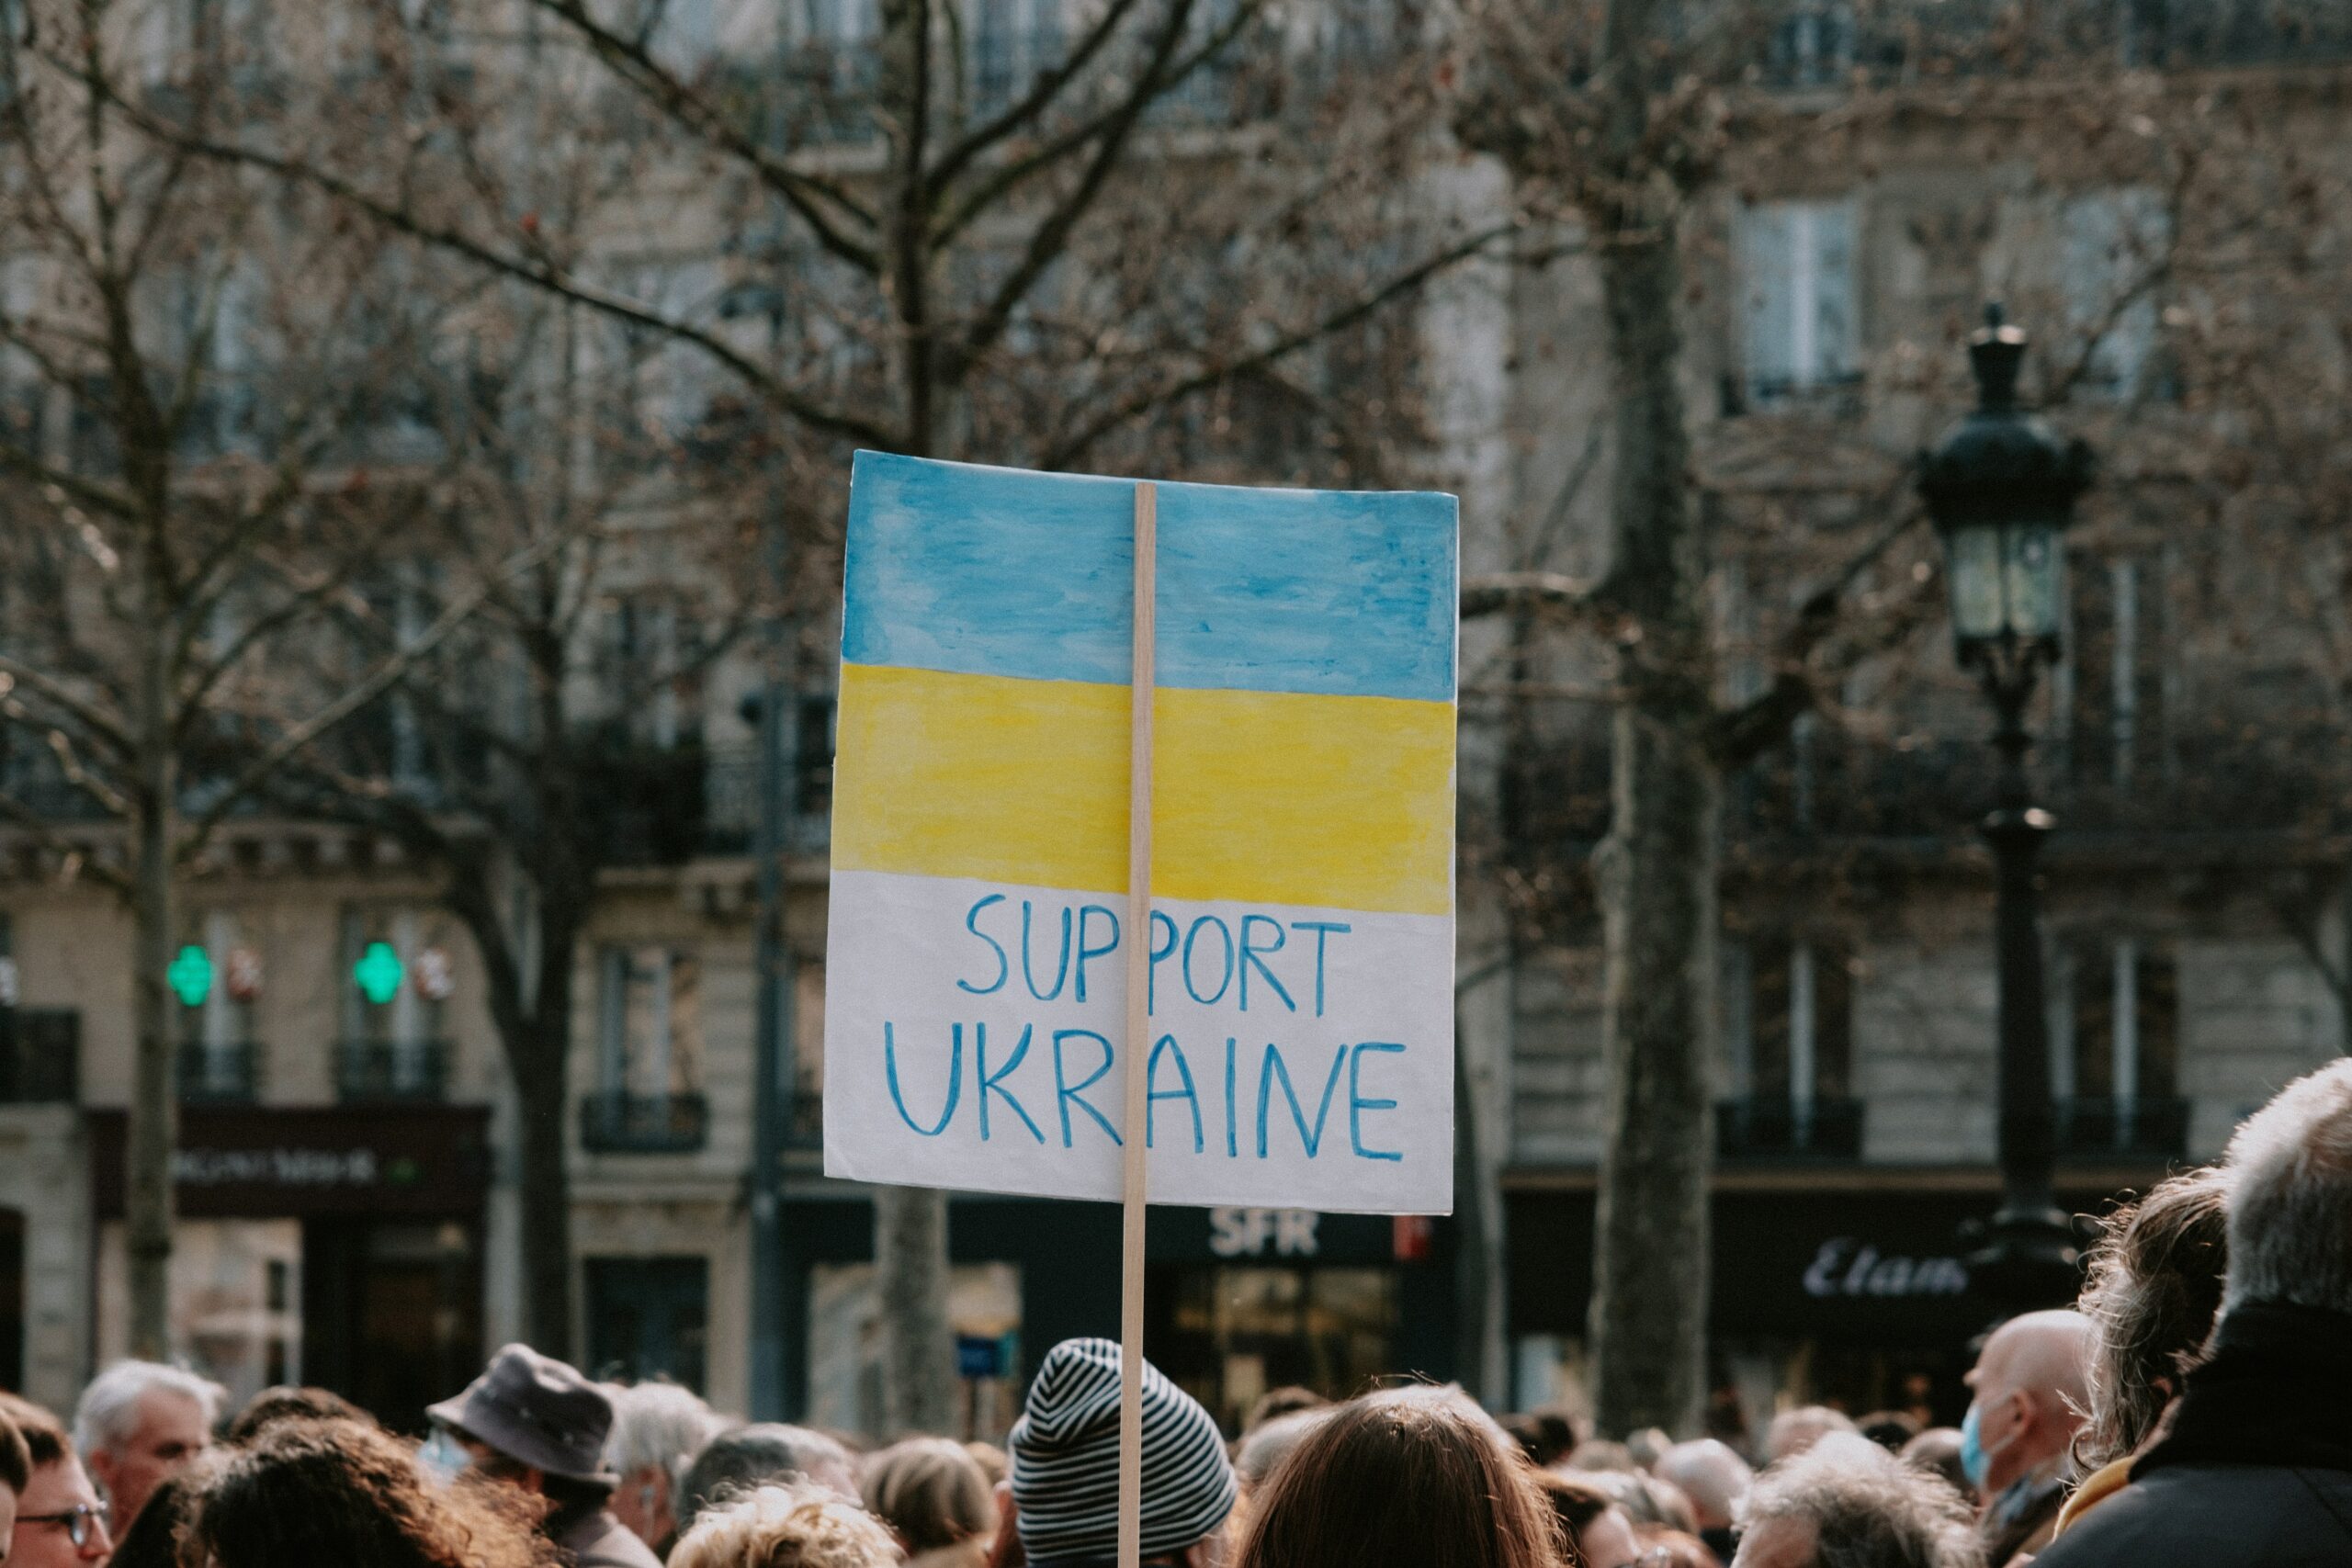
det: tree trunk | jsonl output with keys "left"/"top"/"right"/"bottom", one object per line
{"left": 1584, "top": 194, "right": 1719, "bottom": 1436}
{"left": 128, "top": 577, "right": 177, "bottom": 1361}
{"left": 876, "top": 1185, "right": 954, "bottom": 1435}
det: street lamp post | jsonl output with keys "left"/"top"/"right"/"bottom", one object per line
{"left": 1918, "top": 305, "right": 2097, "bottom": 1314}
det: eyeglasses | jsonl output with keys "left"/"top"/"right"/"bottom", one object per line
{"left": 21, "top": 1505, "right": 107, "bottom": 1548}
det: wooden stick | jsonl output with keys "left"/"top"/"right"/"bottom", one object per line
{"left": 1116, "top": 482, "right": 1157, "bottom": 1568}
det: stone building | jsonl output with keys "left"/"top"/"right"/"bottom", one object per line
{"left": 4, "top": 0, "right": 2350, "bottom": 1440}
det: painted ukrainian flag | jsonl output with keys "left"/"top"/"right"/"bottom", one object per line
{"left": 824, "top": 452, "right": 1458, "bottom": 1214}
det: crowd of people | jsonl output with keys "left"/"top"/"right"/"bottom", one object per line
{"left": 0, "top": 1058, "right": 2343, "bottom": 1568}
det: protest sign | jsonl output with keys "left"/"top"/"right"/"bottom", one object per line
{"left": 824, "top": 452, "right": 1458, "bottom": 1215}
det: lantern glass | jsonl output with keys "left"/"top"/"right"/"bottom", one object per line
{"left": 1943, "top": 516, "right": 2067, "bottom": 650}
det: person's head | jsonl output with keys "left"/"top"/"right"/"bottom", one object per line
{"left": 1010, "top": 1337, "right": 1236, "bottom": 1568}
{"left": 1233, "top": 1390, "right": 1556, "bottom": 1568}
{"left": 1623, "top": 1427, "right": 1673, "bottom": 1472}
{"left": 1960, "top": 1309, "right": 2092, "bottom": 1497}
{"left": 679, "top": 1424, "right": 860, "bottom": 1533}
{"left": 183, "top": 1416, "right": 559, "bottom": 1568}
{"left": 1536, "top": 1470, "right": 1637, "bottom": 1568}
{"left": 1241, "top": 1389, "right": 1327, "bottom": 1433}
{"left": 1234, "top": 1408, "right": 1333, "bottom": 1493}
{"left": 1763, "top": 1408, "right": 1855, "bottom": 1464}
{"left": 1655, "top": 1438, "right": 1751, "bottom": 1560}
{"left": 426, "top": 1343, "right": 618, "bottom": 1521}
{"left": 1498, "top": 1411, "right": 1577, "bottom": 1471}
{"left": 0, "top": 1402, "right": 29, "bottom": 1559}
{"left": 863, "top": 1437, "right": 996, "bottom": 1556}
{"left": 671, "top": 1480, "right": 904, "bottom": 1568}
{"left": 73, "top": 1359, "right": 224, "bottom": 1535}
{"left": 1895, "top": 1429, "right": 1970, "bottom": 1506}
{"left": 2219, "top": 1057, "right": 2352, "bottom": 1316}
{"left": 1731, "top": 1434, "right": 1977, "bottom": 1568}
{"left": 1565, "top": 1438, "right": 1636, "bottom": 1473}
{"left": 226, "top": 1385, "right": 371, "bottom": 1444}
{"left": 1852, "top": 1413, "right": 1919, "bottom": 1453}
{"left": 1632, "top": 1525, "right": 1722, "bottom": 1568}
{"left": 2075, "top": 1166, "right": 2229, "bottom": 1467}
{"left": 0, "top": 1392, "right": 115, "bottom": 1567}
{"left": 96, "top": 1467, "right": 197, "bottom": 1568}
{"left": 604, "top": 1381, "right": 725, "bottom": 1552}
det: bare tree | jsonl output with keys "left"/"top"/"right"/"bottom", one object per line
{"left": 123, "top": 0, "right": 1510, "bottom": 1415}
{"left": 0, "top": 0, "right": 523, "bottom": 1354}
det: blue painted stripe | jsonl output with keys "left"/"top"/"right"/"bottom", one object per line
{"left": 840, "top": 451, "right": 1457, "bottom": 702}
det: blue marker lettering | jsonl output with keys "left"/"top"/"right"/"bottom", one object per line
{"left": 1348, "top": 1041, "right": 1405, "bottom": 1161}
{"left": 1224, "top": 1036, "right": 1238, "bottom": 1157}
{"left": 977, "top": 1022, "right": 1045, "bottom": 1145}
{"left": 1290, "top": 921, "right": 1351, "bottom": 1018}
{"left": 884, "top": 1021, "right": 962, "bottom": 1136}
{"left": 1255, "top": 1041, "right": 1347, "bottom": 1158}
{"left": 1052, "top": 1028, "right": 1123, "bottom": 1148}
{"left": 1182, "top": 916, "right": 1235, "bottom": 1007}
{"left": 1148, "top": 911, "right": 1179, "bottom": 1016}
{"left": 1074, "top": 906, "right": 1120, "bottom": 1003}
{"left": 956, "top": 896, "right": 1009, "bottom": 996}
{"left": 1147, "top": 1033, "right": 1204, "bottom": 1153}
{"left": 1238, "top": 915, "right": 1296, "bottom": 1012}
{"left": 1021, "top": 900, "right": 1072, "bottom": 1002}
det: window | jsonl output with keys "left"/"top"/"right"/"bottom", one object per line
{"left": 2064, "top": 550, "right": 2169, "bottom": 792}
{"left": 596, "top": 946, "right": 705, "bottom": 1099}
{"left": 1724, "top": 933, "right": 1860, "bottom": 1157}
{"left": 2062, "top": 936, "right": 2179, "bottom": 1105}
{"left": 602, "top": 593, "right": 706, "bottom": 750}
{"left": 1736, "top": 199, "right": 1860, "bottom": 408}
{"left": 585, "top": 1257, "right": 709, "bottom": 1391}
{"left": 2063, "top": 189, "right": 2171, "bottom": 399}
{"left": 1769, "top": 3, "right": 1857, "bottom": 86}
{"left": 971, "top": 0, "right": 1062, "bottom": 117}
{"left": 175, "top": 911, "right": 260, "bottom": 1100}
{"left": 339, "top": 908, "right": 453, "bottom": 1100}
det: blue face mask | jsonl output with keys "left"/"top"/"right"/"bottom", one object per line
{"left": 1958, "top": 1403, "right": 1987, "bottom": 1487}
{"left": 416, "top": 1427, "right": 468, "bottom": 1488}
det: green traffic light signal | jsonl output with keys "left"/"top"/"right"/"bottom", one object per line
{"left": 167, "top": 944, "right": 213, "bottom": 1008}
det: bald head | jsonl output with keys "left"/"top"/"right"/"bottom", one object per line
{"left": 1967, "top": 1309, "right": 2093, "bottom": 1496}
{"left": 1655, "top": 1439, "right": 1751, "bottom": 1531}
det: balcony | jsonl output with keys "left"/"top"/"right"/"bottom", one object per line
{"left": 335, "top": 1039, "right": 450, "bottom": 1103}
{"left": 1718, "top": 1095, "right": 1865, "bottom": 1162}
{"left": 2054, "top": 1096, "right": 2190, "bottom": 1162}
{"left": 0, "top": 1010, "right": 80, "bottom": 1104}
{"left": 176, "top": 1040, "right": 262, "bottom": 1103}
{"left": 580, "top": 1090, "right": 709, "bottom": 1154}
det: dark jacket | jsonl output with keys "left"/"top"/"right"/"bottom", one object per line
{"left": 556, "top": 1504, "right": 666, "bottom": 1568}
{"left": 2031, "top": 1302, "right": 2352, "bottom": 1568}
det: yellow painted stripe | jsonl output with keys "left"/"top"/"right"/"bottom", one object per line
{"left": 831, "top": 663, "right": 1454, "bottom": 916}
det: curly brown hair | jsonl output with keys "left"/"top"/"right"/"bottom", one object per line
{"left": 181, "top": 1417, "right": 560, "bottom": 1568}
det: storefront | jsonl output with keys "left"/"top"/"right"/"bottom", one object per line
{"left": 786, "top": 1193, "right": 1456, "bottom": 1438}
{"left": 1507, "top": 1180, "right": 2133, "bottom": 1438}
{"left": 90, "top": 1105, "right": 491, "bottom": 1433}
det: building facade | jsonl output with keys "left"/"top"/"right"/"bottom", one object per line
{"left": 5, "top": 0, "right": 2351, "bottom": 1442}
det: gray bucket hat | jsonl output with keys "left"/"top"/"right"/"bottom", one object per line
{"left": 427, "top": 1343, "right": 617, "bottom": 1484}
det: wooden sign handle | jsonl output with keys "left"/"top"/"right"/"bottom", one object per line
{"left": 1115, "top": 482, "right": 1156, "bottom": 1568}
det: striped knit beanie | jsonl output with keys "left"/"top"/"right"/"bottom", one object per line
{"left": 1010, "top": 1338, "right": 1237, "bottom": 1563}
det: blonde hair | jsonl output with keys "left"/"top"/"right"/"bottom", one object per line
{"left": 861, "top": 1438, "right": 995, "bottom": 1553}
{"left": 670, "top": 1482, "right": 904, "bottom": 1568}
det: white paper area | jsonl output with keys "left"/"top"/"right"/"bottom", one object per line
{"left": 823, "top": 869, "right": 1454, "bottom": 1214}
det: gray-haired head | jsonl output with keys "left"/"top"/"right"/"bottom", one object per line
{"left": 1766, "top": 1404, "right": 1858, "bottom": 1462}
{"left": 677, "top": 1423, "right": 857, "bottom": 1531}
{"left": 1235, "top": 1407, "right": 1334, "bottom": 1490}
{"left": 1656, "top": 1438, "right": 1752, "bottom": 1532}
{"left": 1743, "top": 1434, "right": 1982, "bottom": 1568}
{"left": 73, "top": 1360, "right": 227, "bottom": 1458}
{"left": 2220, "top": 1058, "right": 2352, "bottom": 1315}
{"left": 605, "top": 1382, "right": 725, "bottom": 1485}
